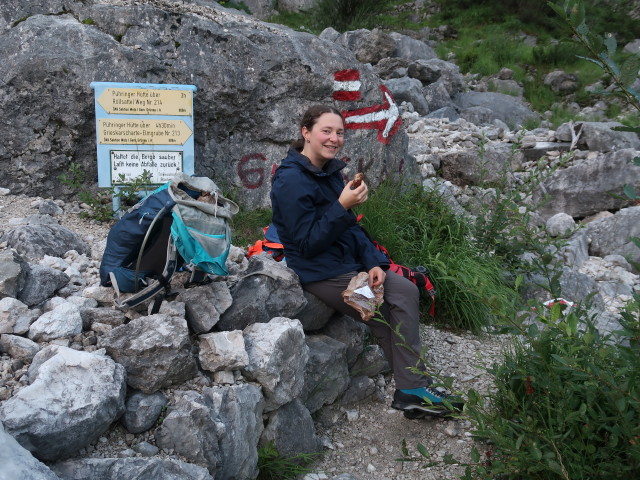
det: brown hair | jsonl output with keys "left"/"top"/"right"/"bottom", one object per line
{"left": 292, "top": 104, "right": 343, "bottom": 150}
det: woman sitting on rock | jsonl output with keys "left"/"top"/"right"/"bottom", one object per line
{"left": 269, "top": 104, "right": 462, "bottom": 418}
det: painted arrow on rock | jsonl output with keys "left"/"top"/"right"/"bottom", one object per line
{"left": 341, "top": 85, "right": 402, "bottom": 145}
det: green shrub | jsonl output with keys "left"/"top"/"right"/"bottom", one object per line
{"left": 464, "top": 298, "right": 640, "bottom": 479}
{"left": 58, "top": 165, "right": 154, "bottom": 222}
{"left": 355, "top": 179, "right": 519, "bottom": 332}
{"left": 307, "top": 0, "right": 390, "bottom": 33}
{"left": 532, "top": 41, "right": 585, "bottom": 67}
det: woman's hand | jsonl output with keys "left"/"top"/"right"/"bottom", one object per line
{"left": 338, "top": 180, "right": 368, "bottom": 210}
{"left": 368, "top": 266, "right": 386, "bottom": 288}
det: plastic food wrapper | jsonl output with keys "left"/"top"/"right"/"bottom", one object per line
{"left": 342, "top": 272, "right": 384, "bottom": 321}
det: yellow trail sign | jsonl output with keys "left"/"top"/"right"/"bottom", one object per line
{"left": 97, "top": 88, "right": 193, "bottom": 116}
{"left": 98, "top": 119, "right": 193, "bottom": 145}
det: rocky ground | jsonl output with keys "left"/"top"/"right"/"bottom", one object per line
{"left": 0, "top": 189, "right": 511, "bottom": 480}
{"left": 304, "top": 324, "right": 508, "bottom": 480}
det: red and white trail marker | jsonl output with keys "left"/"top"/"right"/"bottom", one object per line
{"left": 333, "top": 69, "right": 361, "bottom": 101}
{"left": 341, "top": 85, "right": 401, "bottom": 144}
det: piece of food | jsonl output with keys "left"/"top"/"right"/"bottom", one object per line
{"left": 352, "top": 172, "right": 364, "bottom": 189}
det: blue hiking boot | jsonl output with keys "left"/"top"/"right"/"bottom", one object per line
{"left": 392, "top": 386, "right": 464, "bottom": 419}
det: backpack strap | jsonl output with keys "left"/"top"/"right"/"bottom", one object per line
{"left": 388, "top": 264, "right": 436, "bottom": 317}
{"left": 114, "top": 235, "right": 179, "bottom": 311}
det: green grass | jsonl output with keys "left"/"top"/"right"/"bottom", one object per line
{"left": 354, "top": 179, "right": 519, "bottom": 332}
{"left": 257, "top": 441, "right": 317, "bottom": 479}
{"left": 231, "top": 207, "right": 272, "bottom": 249}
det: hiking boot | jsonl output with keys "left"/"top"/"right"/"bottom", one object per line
{"left": 391, "top": 386, "right": 464, "bottom": 418}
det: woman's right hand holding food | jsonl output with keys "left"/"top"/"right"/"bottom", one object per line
{"left": 339, "top": 179, "right": 368, "bottom": 210}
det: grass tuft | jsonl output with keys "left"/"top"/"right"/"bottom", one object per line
{"left": 355, "top": 178, "right": 519, "bottom": 332}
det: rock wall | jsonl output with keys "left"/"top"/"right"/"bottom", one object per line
{"left": 0, "top": 0, "right": 416, "bottom": 208}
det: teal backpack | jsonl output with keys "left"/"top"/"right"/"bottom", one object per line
{"left": 100, "top": 173, "right": 239, "bottom": 312}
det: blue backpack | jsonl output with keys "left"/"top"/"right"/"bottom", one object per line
{"left": 99, "top": 173, "right": 238, "bottom": 311}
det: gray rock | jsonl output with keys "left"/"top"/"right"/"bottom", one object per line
{"left": 453, "top": 91, "right": 539, "bottom": 128}
{"left": 383, "top": 77, "right": 430, "bottom": 116}
{"left": 318, "top": 26, "right": 341, "bottom": 42}
{"left": 79, "top": 307, "right": 126, "bottom": 331}
{"left": 426, "top": 106, "right": 460, "bottom": 121}
{"left": 489, "top": 78, "right": 524, "bottom": 97}
{"left": 121, "top": 391, "right": 168, "bottom": 434}
{"left": 207, "top": 384, "right": 264, "bottom": 480}
{"left": 331, "top": 28, "right": 396, "bottom": 65}
{"left": 559, "top": 229, "right": 590, "bottom": 269}
{"left": 243, "top": 317, "right": 308, "bottom": 412}
{"left": 28, "top": 302, "right": 83, "bottom": 342}
{"left": 389, "top": 31, "right": 438, "bottom": 62}
{"left": 156, "top": 384, "right": 264, "bottom": 478}
{"left": 585, "top": 206, "right": 640, "bottom": 270}
{"left": 0, "top": 346, "right": 126, "bottom": 461}
{"left": 373, "top": 57, "right": 410, "bottom": 79}
{"left": 556, "top": 121, "right": 640, "bottom": 152}
{"left": 544, "top": 70, "right": 579, "bottom": 94}
{"left": 350, "top": 344, "right": 390, "bottom": 378}
{"left": 261, "top": 399, "right": 322, "bottom": 463}
{"left": 37, "top": 200, "right": 64, "bottom": 216}
{"left": 523, "top": 266, "right": 605, "bottom": 312}
{"left": 535, "top": 150, "right": 640, "bottom": 220}
{"left": 50, "top": 457, "right": 213, "bottom": 480}
{"left": 218, "top": 255, "right": 307, "bottom": 331}
{"left": 177, "top": 281, "right": 233, "bottom": 334}
{"left": 98, "top": 314, "right": 197, "bottom": 394}
{"left": 623, "top": 39, "right": 640, "bottom": 54}
{"left": 156, "top": 390, "right": 223, "bottom": 473}
{"left": 546, "top": 212, "right": 577, "bottom": 238}
{"left": 132, "top": 441, "right": 159, "bottom": 457}
{"left": 423, "top": 81, "right": 456, "bottom": 113}
{"left": 301, "top": 334, "right": 350, "bottom": 413}
{"left": 0, "top": 421, "right": 61, "bottom": 480}
{"left": 0, "top": 334, "right": 41, "bottom": 362}
{"left": 17, "top": 264, "right": 69, "bottom": 307}
{"left": 439, "top": 142, "right": 523, "bottom": 187}
{"left": 340, "top": 376, "right": 378, "bottom": 405}
{"left": 0, "top": 250, "right": 28, "bottom": 299}
{"left": 24, "top": 214, "right": 59, "bottom": 225}
{"left": 0, "top": 224, "right": 89, "bottom": 262}
{"left": 415, "top": 58, "right": 464, "bottom": 95}
{"left": 457, "top": 106, "right": 497, "bottom": 127}
{"left": 198, "top": 330, "right": 249, "bottom": 373}
{"left": 407, "top": 59, "right": 443, "bottom": 84}
{"left": 0, "top": 297, "right": 39, "bottom": 335}
{"left": 319, "top": 314, "right": 368, "bottom": 367}
{"left": 295, "top": 290, "right": 335, "bottom": 332}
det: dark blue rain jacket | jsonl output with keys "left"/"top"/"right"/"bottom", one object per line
{"left": 270, "top": 147, "right": 388, "bottom": 284}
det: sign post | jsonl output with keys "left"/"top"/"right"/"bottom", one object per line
{"left": 90, "top": 82, "right": 197, "bottom": 212}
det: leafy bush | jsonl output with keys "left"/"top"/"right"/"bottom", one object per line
{"left": 307, "top": 0, "right": 390, "bottom": 33}
{"left": 464, "top": 298, "right": 640, "bottom": 479}
{"left": 355, "top": 179, "right": 519, "bottom": 332}
{"left": 58, "top": 164, "right": 154, "bottom": 222}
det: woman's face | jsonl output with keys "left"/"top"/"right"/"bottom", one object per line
{"left": 302, "top": 112, "right": 345, "bottom": 168}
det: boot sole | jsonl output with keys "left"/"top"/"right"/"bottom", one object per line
{"left": 391, "top": 400, "right": 454, "bottom": 418}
